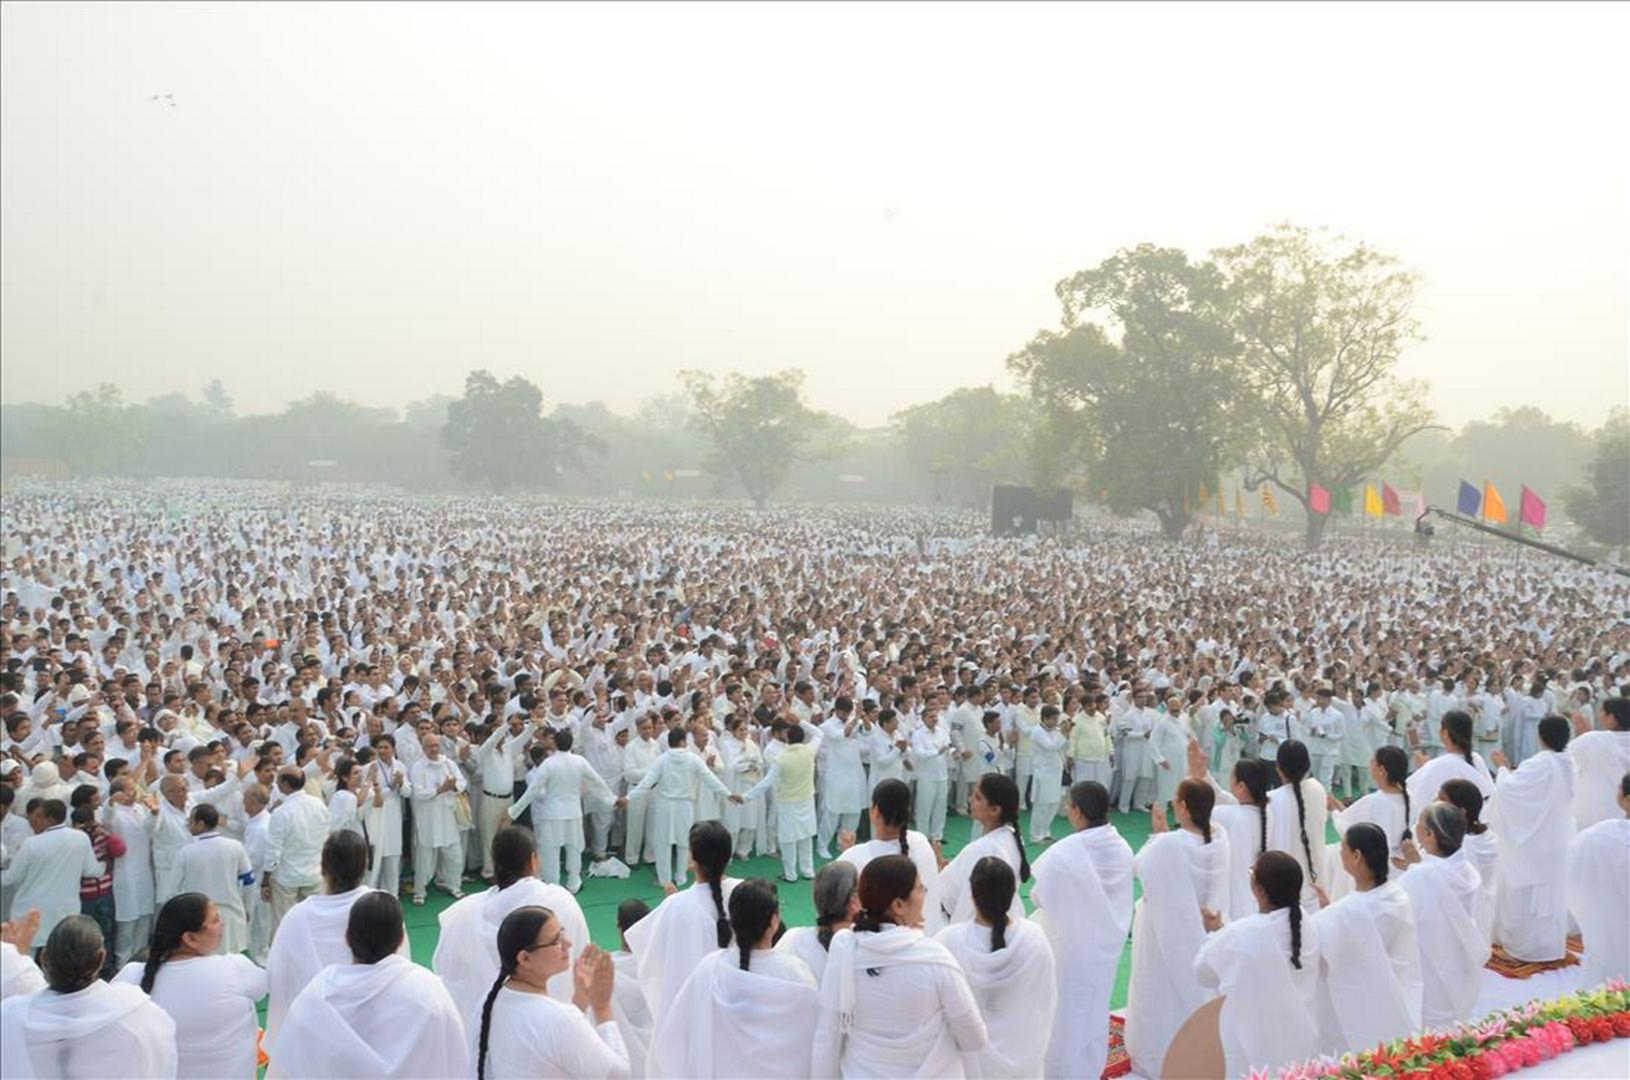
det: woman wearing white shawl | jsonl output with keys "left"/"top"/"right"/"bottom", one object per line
{"left": 650, "top": 879, "right": 819, "bottom": 1079}
{"left": 720, "top": 717, "right": 767, "bottom": 857}
{"left": 0, "top": 914, "right": 178, "bottom": 1080}
{"left": 1201, "top": 757, "right": 1273, "bottom": 921}
{"left": 1434, "top": 778, "right": 1499, "bottom": 948}
{"left": 1195, "top": 851, "right": 1323, "bottom": 1079}
{"left": 1265, "top": 741, "right": 1328, "bottom": 908}
{"left": 811, "top": 854, "right": 988, "bottom": 1078}
{"left": 269, "top": 891, "right": 467, "bottom": 1080}
{"left": 931, "top": 774, "right": 1028, "bottom": 933}
{"left": 1397, "top": 803, "right": 1486, "bottom": 1030}
{"left": 622, "top": 820, "right": 739, "bottom": 1026}
{"left": 1124, "top": 779, "right": 1230, "bottom": 1079}
{"left": 1567, "top": 698, "right": 1630, "bottom": 829}
{"left": 1310, "top": 824, "right": 1423, "bottom": 1056}
{"left": 1405, "top": 711, "right": 1494, "bottom": 812}
{"left": 1321, "top": 747, "right": 1411, "bottom": 900}
{"left": 1567, "top": 773, "right": 1630, "bottom": 987}
{"left": 1488, "top": 719, "right": 1576, "bottom": 962}
{"left": 837, "top": 778, "right": 939, "bottom": 903}
{"left": 934, "top": 857, "right": 1057, "bottom": 1079}
{"left": 1030, "top": 782, "right": 1134, "bottom": 1080}
{"left": 434, "top": 825, "right": 590, "bottom": 1017}
{"left": 774, "top": 860, "right": 859, "bottom": 984}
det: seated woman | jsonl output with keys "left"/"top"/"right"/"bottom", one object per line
{"left": 1397, "top": 803, "right": 1487, "bottom": 1029}
{"left": 1195, "top": 851, "right": 1323, "bottom": 1078}
{"left": 623, "top": 821, "right": 739, "bottom": 1026}
{"left": 811, "top": 854, "right": 988, "bottom": 1078}
{"left": 473, "top": 904, "right": 630, "bottom": 1079}
{"left": 651, "top": 879, "right": 819, "bottom": 1078}
{"left": 934, "top": 856, "right": 1057, "bottom": 1079}
{"left": 774, "top": 861, "right": 859, "bottom": 984}
{"left": 931, "top": 774, "right": 1029, "bottom": 932}
{"left": 115, "top": 892, "right": 267, "bottom": 1080}
{"left": 1311, "top": 823, "right": 1423, "bottom": 1056}
{"left": 1322, "top": 746, "right": 1411, "bottom": 900}
{"left": 837, "top": 779, "right": 940, "bottom": 903}
{"left": 0, "top": 914, "right": 177, "bottom": 1079}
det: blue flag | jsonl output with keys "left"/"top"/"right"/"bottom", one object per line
{"left": 1457, "top": 480, "right": 1481, "bottom": 516}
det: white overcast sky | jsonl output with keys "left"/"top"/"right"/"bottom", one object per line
{"left": 2, "top": 1, "right": 1626, "bottom": 428}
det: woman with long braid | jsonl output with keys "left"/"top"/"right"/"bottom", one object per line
{"left": 931, "top": 774, "right": 1029, "bottom": 932}
{"left": 475, "top": 905, "right": 628, "bottom": 1079}
{"left": 1208, "top": 758, "right": 1273, "bottom": 920}
{"left": 1267, "top": 740, "right": 1328, "bottom": 907}
{"left": 1322, "top": 746, "right": 1411, "bottom": 900}
{"left": 1195, "top": 851, "right": 1323, "bottom": 1077}
{"left": 623, "top": 820, "right": 739, "bottom": 1027}
{"left": 1310, "top": 824, "right": 1424, "bottom": 1056}
{"left": 836, "top": 778, "right": 939, "bottom": 900}
{"left": 1124, "top": 778, "right": 1230, "bottom": 1079}
{"left": 113, "top": 892, "right": 266, "bottom": 1079}
{"left": 774, "top": 860, "right": 859, "bottom": 983}
{"left": 650, "top": 879, "right": 819, "bottom": 1079}
{"left": 1398, "top": 803, "right": 1487, "bottom": 1028}
{"left": 1404, "top": 709, "right": 1494, "bottom": 811}
{"left": 934, "top": 857, "right": 1057, "bottom": 1079}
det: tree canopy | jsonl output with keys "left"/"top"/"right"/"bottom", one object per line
{"left": 442, "top": 370, "right": 598, "bottom": 492}
{"left": 1564, "top": 408, "right": 1629, "bottom": 549}
{"left": 679, "top": 369, "right": 829, "bottom": 507}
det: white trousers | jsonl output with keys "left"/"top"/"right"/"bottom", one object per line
{"left": 539, "top": 828, "right": 585, "bottom": 889}
{"left": 115, "top": 914, "right": 153, "bottom": 970}
{"left": 478, "top": 791, "right": 512, "bottom": 877}
{"left": 780, "top": 837, "right": 814, "bottom": 881}
{"left": 1015, "top": 756, "right": 1034, "bottom": 808}
{"left": 1030, "top": 797, "right": 1061, "bottom": 842}
{"left": 413, "top": 839, "right": 463, "bottom": 897}
{"left": 624, "top": 793, "right": 651, "bottom": 866}
{"left": 587, "top": 809, "right": 613, "bottom": 857}
{"left": 653, "top": 842, "right": 685, "bottom": 887}
{"left": 816, "top": 810, "right": 860, "bottom": 856}
{"left": 915, "top": 778, "right": 949, "bottom": 841}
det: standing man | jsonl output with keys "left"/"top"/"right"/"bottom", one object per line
{"left": 1, "top": 799, "right": 102, "bottom": 949}
{"left": 816, "top": 698, "right": 867, "bottom": 858}
{"left": 473, "top": 717, "right": 532, "bottom": 880}
{"left": 262, "top": 766, "right": 329, "bottom": 935}
{"left": 361, "top": 734, "right": 410, "bottom": 895}
{"left": 409, "top": 732, "right": 467, "bottom": 905}
{"left": 176, "top": 803, "right": 254, "bottom": 955}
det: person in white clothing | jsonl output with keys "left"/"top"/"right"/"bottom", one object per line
{"left": 620, "top": 716, "right": 663, "bottom": 869}
{"left": 1566, "top": 772, "right": 1630, "bottom": 988}
{"left": 360, "top": 736, "right": 410, "bottom": 895}
{"left": 473, "top": 717, "right": 533, "bottom": 879}
{"left": 774, "top": 860, "right": 859, "bottom": 985}
{"left": 1031, "top": 781, "right": 1134, "bottom": 1080}
{"left": 932, "top": 773, "right": 1028, "bottom": 933}
{"left": 1405, "top": 711, "right": 1495, "bottom": 813}
{"left": 908, "top": 709, "right": 953, "bottom": 843}
{"left": 103, "top": 778, "right": 157, "bottom": 971}
{"left": 934, "top": 857, "right": 1056, "bottom": 1079}
{"left": 1266, "top": 740, "right": 1328, "bottom": 907}
{"left": 1320, "top": 747, "right": 1411, "bottom": 901}
{"left": 623, "top": 820, "right": 740, "bottom": 1027}
{"left": 815, "top": 700, "right": 868, "bottom": 859}
{"left": 269, "top": 890, "right": 467, "bottom": 1079}
{"left": 1568, "top": 698, "right": 1630, "bottom": 829}
{"left": 410, "top": 733, "right": 468, "bottom": 905}
{"left": 238, "top": 785, "right": 271, "bottom": 963}
{"left": 115, "top": 892, "right": 267, "bottom": 1080}
{"left": 836, "top": 778, "right": 941, "bottom": 902}
{"left": 472, "top": 903, "right": 630, "bottom": 1079}
{"left": 261, "top": 768, "right": 329, "bottom": 933}
{"left": 1124, "top": 778, "right": 1230, "bottom": 1079}
{"left": 508, "top": 729, "right": 616, "bottom": 892}
{"left": 810, "top": 853, "right": 988, "bottom": 1078}
{"left": 1488, "top": 716, "right": 1575, "bottom": 963}
{"left": 1397, "top": 803, "right": 1486, "bottom": 1030}
{"left": 0, "top": 800, "right": 102, "bottom": 947}
{"left": 1310, "top": 824, "right": 1423, "bottom": 1057}
{"left": 624, "top": 730, "right": 740, "bottom": 890}
{"left": 263, "top": 830, "right": 408, "bottom": 1047}
{"left": 0, "top": 915, "right": 178, "bottom": 1080}
{"left": 1027, "top": 707, "right": 1068, "bottom": 842}
{"left": 434, "top": 825, "right": 590, "bottom": 1018}
{"left": 1194, "top": 850, "right": 1322, "bottom": 1079}
{"left": 174, "top": 805, "right": 253, "bottom": 955}
{"left": 1, "top": 911, "right": 47, "bottom": 1001}
{"left": 650, "top": 878, "right": 819, "bottom": 1078}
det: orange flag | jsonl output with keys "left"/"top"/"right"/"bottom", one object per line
{"left": 1483, "top": 481, "right": 1508, "bottom": 524}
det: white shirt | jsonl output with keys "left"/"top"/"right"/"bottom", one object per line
{"left": 480, "top": 986, "right": 630, "bottom": 1079}
{"left": 0, "top": 824, "right": 102, "bottom": 941}
{"left": 114, "top": 954, "right": 267, "bottom": 1080}
{"left": 264, "top": 790, "right": 329, "bottom": 888}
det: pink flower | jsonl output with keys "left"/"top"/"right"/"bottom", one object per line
{"left": 1496, "top": 1043, "right": 1526, "bottom": 1072}
{"left": 1544, "top": 1020, "right": 1575, "bottom": 1054}
{"left": 1474, "top": 1050, "right": 1508, "bottom": 1079}
{"left": 1518, "top": 1037, "right": 1545, "bottom": 1068}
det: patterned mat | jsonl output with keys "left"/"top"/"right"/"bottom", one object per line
{"left": 1485, "top": 935, "right": 1584, "bottom": 979}
{"left": 1104, "top": 1014, "right": 1130, "bottom": 1078}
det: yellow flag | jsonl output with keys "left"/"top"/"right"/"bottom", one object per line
{"left": 1234, "top": 485, "right": 1244, "bottom": 520}
{"left": 1197, "top": 482, "right": 1210, "bottom": 506}
{"left": 1484, "top": 481, "right": 1508, "bottom": 524}
{"left": 1364, "top": 483, "right": 1384, "bottom": 517}
{"left": 1216, "top": 488, "right": 1225, "bottom": 516}
{"left": 1261, "top": 486, "right": 1278, "bottom": 516}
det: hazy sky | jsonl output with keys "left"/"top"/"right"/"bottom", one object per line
{"left": 3, "top": 1, "right": 1626, "bottom": 430}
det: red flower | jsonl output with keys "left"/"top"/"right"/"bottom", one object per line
{"left": 1569, "top": 1017, "right": 1594, "bottom": 1044}
{"left": 1448, "top": 1061, "right": 1477, "bottom": 1080}
{"left": 1470, "top": 1050, "right": 1507, "bottom": 1079}
{"left": 1589, "top": 1017, "right": 1615, "bottom": 1043}
{"left": 1612, "top": 1012, "right": 1630, "bottom": 1038}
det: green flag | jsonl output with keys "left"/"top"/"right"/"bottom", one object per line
{"left": 1333, "top": 487, "right": 1354, "bottom": 515}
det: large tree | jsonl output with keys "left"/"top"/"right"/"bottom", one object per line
{"left": 57, "top": 383, "right": 147, "bottom": 475}
{"left": 1008, "top": 245, "right": 1245, "bottom": 539}
{"left": 441, "top": 370, "right": 596, "bottom": 492}
{"left": 893, "top": 386, "right": 1029, "bottom": 506}
{"left": 679, "top": 369, "right": 828, "bottom": 507}
{"left": 1217, "top": 224, "right": 1438, "bottom": 546}
{"left": 1564, "top": 407, "right": 1629, "bottom": 548}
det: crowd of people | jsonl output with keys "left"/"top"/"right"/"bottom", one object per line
{"left": 0, "top": 481, "right": 1627, "bottom": 1079}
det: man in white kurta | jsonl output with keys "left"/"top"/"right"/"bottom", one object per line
{"left": 151, "top": 776, "right": 194, "bottom": 905}
{"left": 176, "top": 812, "right": 254, "bottom": 955}
{"left": 1488, "top": 726, "right": 1575, "bottom": 962}
{"left": 263, "top": 770, "right": 329, "bottom": 932}
{"left": 1566, "top": 774, "right": 1629, "bottom": 988}
{"left": 815, "top": 705, "right": 868, "bottom": 858}
{"left": 1030, "top": 782, "right": 1134, "bottom": 1080}
{"left": 104, "top": 780, "right": 157, "bottom": 970}
{"left": 625, "top": 732, "right": 736, "bottom": 887}
{"left": 409, "top": 734, "right": 468, "bottom": 902}
{"left": 0, "top": 805, "right": 103, "bottom": 945}
{"left": 621, "top": 718, "right": 663, "bottom": 868}
{"left": 361, "top": 737, "right": 410, "bottom": 895}
{"left": 508, "top": 734, "right": 616, "bottom": 891}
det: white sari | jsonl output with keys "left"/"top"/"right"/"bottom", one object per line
{"left": 1311, "top": 880, "right": 1423, "bottom": 1055}
{"left": 934, "top": 919, "right": 1057, "bottom": 1079}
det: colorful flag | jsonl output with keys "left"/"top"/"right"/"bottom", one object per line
{"left": 1457, "top": 481, "right": 1481, "bottom": 516}
{"left": 1262, "top": 486, "right": 1278, "bottom": 515}
{"left": 1381, "top": 482, "right": 1401, "bottom": 516}
{"left": 1483, "top": 481, "right": 1508, "bottom": 524}
{"left": 1333, "top": 487, "right": 1354, "bottom": 515}
{"left": 1216, "top": 488, "right": 1225, "bottom": 516}
{"left": 1363, "top": 484, "right": 1384, "bottom": 517}
{"left": 1309, "top": 483, "right": 1332, "bottom": 515}
{"left": 1234, "top": 484, "right": 1244, "bottom": 521}
{"left": 1520, "top": 485, "right": 1547, "bottom": 529}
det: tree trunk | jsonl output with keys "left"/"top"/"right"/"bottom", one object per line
{"left": 1155, "top": 507, "right": 1189, "bottom": 541}
{"left": 1303, "top": 509, "right": 1330, "bottom": 548}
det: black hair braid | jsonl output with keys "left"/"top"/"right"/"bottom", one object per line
{"left": 1256, "top": 802, "right": 1268, "bottom": 857}
{"left": 1287, "top": 902, "right": 1303, "bottom": 970}
{"left": 1376, "top": 746, "right": 1412, "bottom": 843}
{"left": 476, "top": 972, "right": 504, "bottom": 1080}
{"left": 739, "top": 938, "right": 753, "bottom": 971}
{"left": 1008, "top": 819, "right": 1031, "bottom": 883}
{"left": 1400, "top": 784, "right": 1412, "bottom": 844}
{"left": 709, "top": 876, "right": 730, "bottom": 948}
{"left": 139, "top": 941, "right": 176, "bottom": 995}
{"left": 1290, "top": 780, "right": 1317, "bottom": 883}
{"left": 899, "top": 826, "right": 910, "bottom": 859}
{"left": 990, "top": 909, "right": 1008, "bottom": 951}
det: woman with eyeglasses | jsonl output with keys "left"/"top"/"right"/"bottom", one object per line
{"left": 474, "top": 904, "right": 630, "bottom": 1079}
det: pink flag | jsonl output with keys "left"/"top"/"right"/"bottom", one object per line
{"left": 1520, "top": 485, "right": 1547, "bottom": 529}
{"left": 1309, "top": 483, "right": 1331, "bottom": 515}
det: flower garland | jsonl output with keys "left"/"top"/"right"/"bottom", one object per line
{"left": 1263, "top": 982, "right": 1630, "bottom": 1080}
